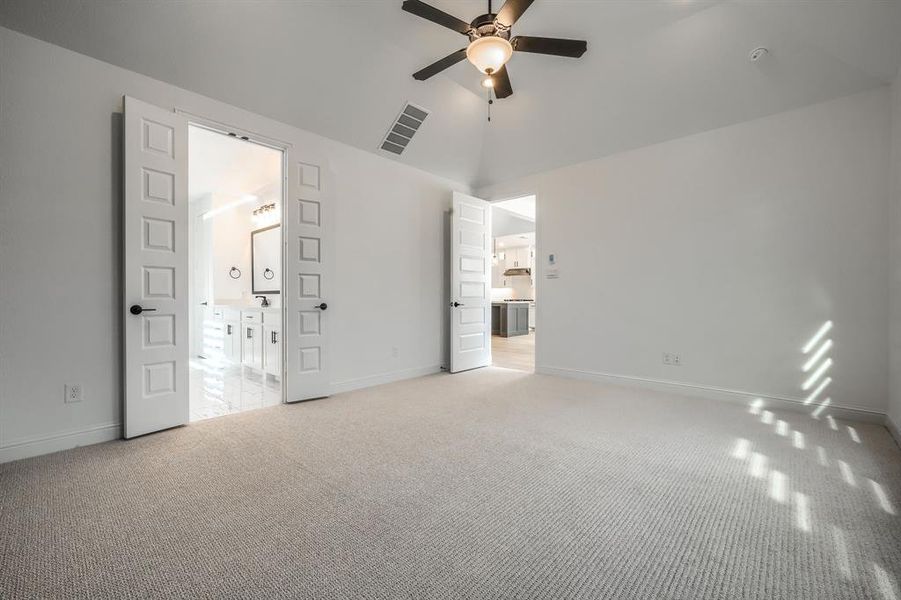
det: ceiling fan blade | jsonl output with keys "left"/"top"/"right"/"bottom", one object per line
{"left": 402, "top": 0, "right": 473, "bottom": 35}
{"left": 493, "top": 65, "right": 513, "bottom": 99}
{"left": 512, "top": 36, "right": 587, "bottom": 58}
{"left": 413, "top": 48, "right": 468, "bottom": 80}
{"left": 495, "top": 0, "right": 535, "bottom": 29}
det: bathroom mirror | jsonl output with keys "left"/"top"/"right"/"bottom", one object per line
{"left": 251, "top": 225, "right": 281, "bottom": 294}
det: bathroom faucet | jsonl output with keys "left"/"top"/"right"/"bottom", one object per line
{"left": 255, "top": 295, "right": 270, "bottom": 307}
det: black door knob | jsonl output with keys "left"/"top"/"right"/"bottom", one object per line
{"left": 129, "top": 305, "right": 156, "bottom": 315}
{"left": 451, "top": 302, "right": 464, "bottom": 307}
{"left": 315, "top": 303, "right": 328, "bottom": 310}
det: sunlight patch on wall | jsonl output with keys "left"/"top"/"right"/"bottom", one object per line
{"left": 802, "top": 358, "right": 833, "bottom": 391}
{"left": 805, "top": 378, "right": 831, "bottom": 405}
{"left": 802, "top": 320, "right": 833, "bottom": 354}
{"left": 803, "top": 339, "right": 833, "bottom": 372}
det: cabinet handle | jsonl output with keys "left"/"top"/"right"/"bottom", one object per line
{"left": 227, "top": 324, "right": 232, "bottom": 335}
{"left": 271, "top": 331, "right": 278, "bottom": 344}
{"left": 246, "top": 328, "right": 252, "bottom": 339}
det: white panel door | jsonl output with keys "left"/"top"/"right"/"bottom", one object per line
{"left": 284, "top": 151, "right": 331, "bottom": 400}
{"left": 450, "top": 191, "right": 492, "bottom": 373}
{"left": 123, "top": 96, "right": 189, "bottom": 438}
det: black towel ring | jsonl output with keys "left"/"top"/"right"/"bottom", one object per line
{"left": 263, "top": 268, "right": 275, "bottom": 280}
{"left": 229, "top": 266, "right": 241, "bottom": 279}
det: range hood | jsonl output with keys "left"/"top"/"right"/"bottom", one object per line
{"left": 503, "top": 267, "right": 531, "bottom": 277}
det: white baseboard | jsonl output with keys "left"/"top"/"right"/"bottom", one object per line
{"left": 536, "top": 365, "right": 886, "bottom": 424}
{"left": 887, "top": 414, "right": 901, "bottom": 448}
{"left": 330, "top": 365, "right": 443, "bottom": 395}
{"left": 0, "top": 422, "right": 121, "bottom": 464}
{"left": 1, "top": 366, "right": 443, "bottom": 463}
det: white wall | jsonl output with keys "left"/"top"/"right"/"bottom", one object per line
{"left": 0, "top": 27, "right": 466, "bottom": 461}
{"left": 889, "top": 72, "right": 901, "bottom": 434}
{"left": 479, "top": 89, "right": 892, "bottom": 417}
{"left": 209, "top": 197, "right": 256, "bottom": 302}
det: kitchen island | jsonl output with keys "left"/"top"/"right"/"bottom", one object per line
{"left": 491, "top": 301, "right": 530, "bottom": 337}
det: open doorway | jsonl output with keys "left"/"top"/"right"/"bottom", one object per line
{"left": 490, "top": 195, "right": 536, "bottom": 371}
{"left": 187, "top": 124, "right": 284, "bottom": 421}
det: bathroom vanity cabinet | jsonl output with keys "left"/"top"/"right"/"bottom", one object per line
{"left": 203, "top": 305, "right": 281, "bottom": 378}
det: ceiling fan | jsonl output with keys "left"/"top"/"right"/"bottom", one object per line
{"left": 402, "top": 0, "right": 587, "bottom": 99}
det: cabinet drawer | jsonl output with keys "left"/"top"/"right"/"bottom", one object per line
{"left": 221, "top": 308, "right": 241, "bottom": 322}
{"left": 203, "top": 320, "right": 225, "bottom": 332}
{"left": 242, "top": 310, "right": 263, "bottom": 323}
{"left": 262, "top": 311, "right": 281, "bottom": 327}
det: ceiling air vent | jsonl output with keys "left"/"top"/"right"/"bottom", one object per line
{"left": 380, "top": 103, "right": 428, "bottom": 155}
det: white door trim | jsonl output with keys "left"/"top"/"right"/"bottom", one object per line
{"left": 183, "top": 113, "right": 290, "bottom": 405}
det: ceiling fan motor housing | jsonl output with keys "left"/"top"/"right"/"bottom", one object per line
{"left": 469, "top": 13, "right": 511, "bottom": 41}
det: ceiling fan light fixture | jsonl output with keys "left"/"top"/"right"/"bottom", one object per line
{"left": 466, "top": 36, "right": 513, "bottom": 74}
{"left": 481, "top": 76, "right": 495, "bottom": 88}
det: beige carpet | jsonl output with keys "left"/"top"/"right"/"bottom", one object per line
{"left": 1, "top": 368, "right": 900, "bottom": 599}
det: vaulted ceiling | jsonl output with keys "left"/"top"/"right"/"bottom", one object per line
{"left": 2, "top": 0, "right": 900, "bottom": 188}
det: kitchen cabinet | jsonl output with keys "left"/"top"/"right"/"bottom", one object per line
{"left": 515, "top": 247, "right": 533, "bottom": 269}
{"left": 493, "top": 245, "right": 533, "bottom": 288}
{"left": 491, "top": 302, "right": 530, "bottom": 337}
{"left": 504, "top": 246, "right": 530, "bottom": 270}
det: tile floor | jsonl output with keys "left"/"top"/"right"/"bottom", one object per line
{"left": 189, "top": 357, "right": 281, "bottom": 421}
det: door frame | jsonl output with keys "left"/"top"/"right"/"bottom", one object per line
{"left": 179, "top": 110, "right": 290, "bottom": 405}
{"left": 486, "top": 192, "right": 539, "bottom": 368}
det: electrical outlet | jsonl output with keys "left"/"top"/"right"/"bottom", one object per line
{"left": 65, "top": 384, "right": 83, "bottom": 403}
{"left": 662, "top": 353, "right": 672, "bottom": 365}
{"left": 672, "top": 354, "right": 682, "bottom": 366}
